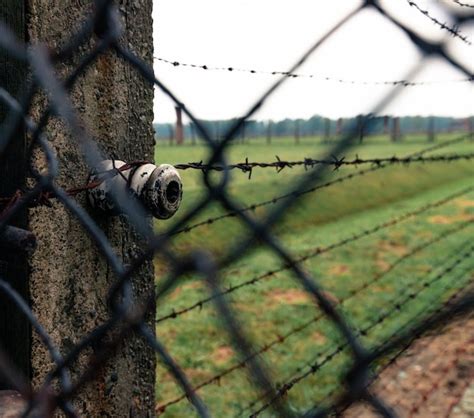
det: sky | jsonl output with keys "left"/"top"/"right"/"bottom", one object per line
{"left": 152, "top": 0, "right": 474, "bottom": 123}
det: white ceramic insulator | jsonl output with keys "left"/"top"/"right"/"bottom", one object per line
{"left": 88, "top": 160, "right": 182, "bottom": 219}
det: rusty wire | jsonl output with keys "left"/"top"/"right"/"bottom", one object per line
{"left": 0, "top": 0, "right": 473, "bottom": 417}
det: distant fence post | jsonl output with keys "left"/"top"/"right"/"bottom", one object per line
{"left": 216, "top": 121, "right": 221, "bottom": 142}
{"left": 26, "top": 1, "right": 156, "bottom": 416}
{"left": 336, "top": 118, "right": 342, "bottom": 136}
{"left": 294, "top": 120, "right": 300, "bottom": 144}
{"left": 191, "top": 122, "right": 196, "bottom": 145}
{"left": 428, "top": 117, "right": 435, "bottom": 142}
{"left": 384, "top": 116, "right": 389, "bottom": 135}
{"left": 357, "top": 115, "right": 364, "bottom": 143}
{"left": 175, "top": 106, "right": 184, "bottom": 145}
{"left": 266, "top": 121, "right": 272, "bottom": 145}
{"left": 324, "top": 118, "right": 330, "bottom": 142}
{"left": 0, "top": 0, "right": 30, "bottom": 389}
{"left": 391, "top": 117, "right": 400, "bottom": 142}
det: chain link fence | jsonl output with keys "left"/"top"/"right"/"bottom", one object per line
{"left": 0, "top": 0, "right": 473, "bottom": 417}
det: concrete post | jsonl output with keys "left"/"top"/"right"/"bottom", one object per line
{"left": 26, "top": 1, "right": 155, "bottom": 416}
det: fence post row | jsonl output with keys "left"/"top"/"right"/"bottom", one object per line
{"left": 1, "top": 1, "right": 156, "bottom": 416}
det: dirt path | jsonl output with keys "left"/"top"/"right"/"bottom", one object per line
{"left": 343, "top": 314, "right": 474, "bottom": 418}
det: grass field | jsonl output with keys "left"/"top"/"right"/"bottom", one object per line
{"left": 153, "top": 134, "right": 474, "bottom": 417}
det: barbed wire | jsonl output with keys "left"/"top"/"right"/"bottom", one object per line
{"left": 156, "top": 186, "right": 474, "bottom": 324}
{"left": 2, "top": 141, "right": 472, "bottom": 218}
{"left": 169, "top": 133, "right": 472, "bottom": 236}
{"left": 155, "top": 220, "right": 473, "bottom": 415}
{"left": 154, "top": 56, "right": 474, "bottom": 85}
{"left": 173, "top": 152, "right": 474, "bottom": 179}
{"left": 2, "top": 151, "right": 472, "bottom": 214}
{"left": 406, "top": 0, "right": 472, "bottom": 44}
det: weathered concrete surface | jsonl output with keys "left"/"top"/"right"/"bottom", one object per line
{"left": 26, "top": 1, "right": 155, "bottom": 416}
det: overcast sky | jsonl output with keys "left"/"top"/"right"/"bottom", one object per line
{"left": 152, "top": 0, "right": 474, "bottom": 123}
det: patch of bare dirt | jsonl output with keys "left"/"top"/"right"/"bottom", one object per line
{"left": 266, "top": 288, "right": 339, "bottom": 307}
{"left": 211, "top": 346, "right": 234, "bottom": 365}
{"left": 377, "top": 240, "right": 409, "bottom": 257}
{"left": 266, "top": 289, "right": 312, "bottom": 305}
{"left": 454, "top": 198, "right": 474, "bottom": 209}
{"left": 428, "top": 214, "right": 474, "bottom": 225}
{"left": 415, "top": 231, "right": 434, "bottom": 240}
{"left": 329, "top": 264, "right": 350, "bottom": 276}
{"left": 182, "top": 368, "right": 212, "bottom": 381}
{"left": 311, "top": 331, "right": 327, "bottom": 345}
{"left": 182, "top": 281, "right": 204, "bottom": 291}
{"left": 168, "top": 281, "right": 204, "bottom": 300}
{"left": 375, "top": 259, "right": 391, "bottom": 272}
{"left": 168, "top": 287, "right": 182, "bottom": 300}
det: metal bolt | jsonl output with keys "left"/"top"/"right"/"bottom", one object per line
{"left": 88, "top": 160, "right": 183, "bottom": 219}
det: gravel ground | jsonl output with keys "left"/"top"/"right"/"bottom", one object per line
{"left": 343, "top": 314, "right": 474, "bottom": 418}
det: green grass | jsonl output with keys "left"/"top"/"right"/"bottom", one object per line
{"left": 153, "top": 134, "right": 474, "bottom": 417}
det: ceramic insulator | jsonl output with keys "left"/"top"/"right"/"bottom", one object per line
{"left": 88, "top": 160, "right": 182, "bottom": 219}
